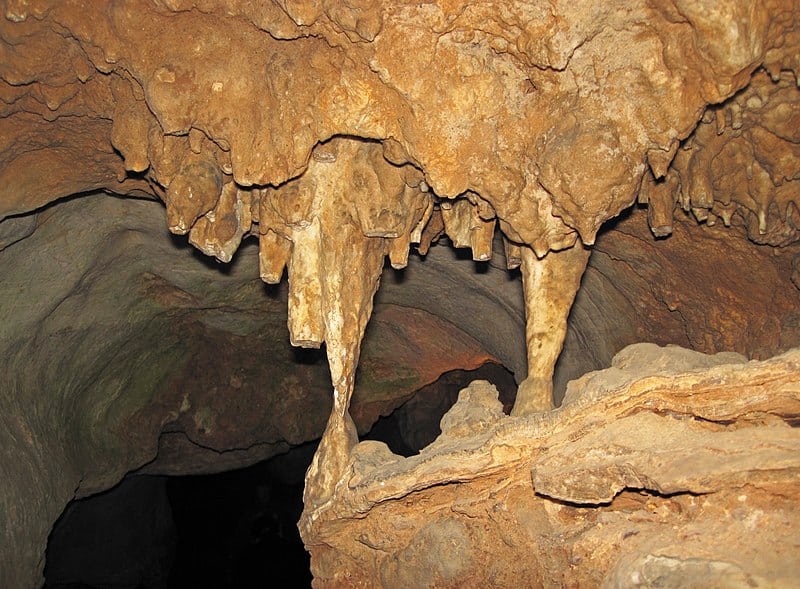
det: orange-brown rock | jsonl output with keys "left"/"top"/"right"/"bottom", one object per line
{"left": 1, "top": 1, "right": 800, "bottom": 586}
{"left": 1, "top": 2, "right": 798, "bottom": 432}
{"left": 300, "top": 344, "right": 800, "bottom": 588}
{"left": 640, "top": 71, "right": 800, "bottom": 245}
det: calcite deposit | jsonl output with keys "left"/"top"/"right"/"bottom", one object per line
{"left": 1, "top": 0, "right": 799, "bottom": 586}
{"left": 641, "top": 70, "right": 800, "bottom": 245}
{"left": 300, "top": 345, "right": 800, "bottom": 588}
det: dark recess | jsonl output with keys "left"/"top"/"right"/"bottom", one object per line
{"left": 43, "top": 363, "right": 516, "bottom": 588}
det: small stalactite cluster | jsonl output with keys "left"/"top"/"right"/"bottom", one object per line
{"left": 639, "top": 71, "right": 800, "bottom": 246}
{"left": 141, "top": 64, "right": 800, "bottom": 506}
{"left": 2, "top": 2, "right": 800, "bottom": 587}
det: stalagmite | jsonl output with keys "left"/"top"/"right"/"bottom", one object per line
{"left": 512, "top": 243, "right": 592, "bottom": 415}
{"left": 301, "top": 346, "right": 800, "bottom": 587}
{"left": 1, "top": 1, "right": 799, "bottom": 586}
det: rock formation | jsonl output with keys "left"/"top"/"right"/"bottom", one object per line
{"left": 0, "top": 0, "right": 799, "bottom": 586}
{"left": 301, "top": 344, "right": 800, "bottom": 588}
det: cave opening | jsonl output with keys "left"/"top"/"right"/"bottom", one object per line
{"left": 42, "top": 362, "right": 516, "bottom": 589}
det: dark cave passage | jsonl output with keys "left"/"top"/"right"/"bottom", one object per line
{"left": 42, "top": 363, "right": 516, "bottom": 589}
{"left": 165, "top": 446, "right": 315, "bottom": 589}
{"left": 43, "top": 447, "right": 315, "bottom": 589}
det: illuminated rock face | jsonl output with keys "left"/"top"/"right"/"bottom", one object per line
{"left": 301, "top": 346, "right": 800, "bottom": 588}
{"left": 1, "top": 1, "right": 799, "bottom": 587}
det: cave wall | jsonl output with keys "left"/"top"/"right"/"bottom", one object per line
{"left": 1, "top": 0, "right": 799, "bottom": 587}
{"left": 559, "top": 207, "right": 800, "bottom": 399}
{"left": 2, "top": 194, "right": 797, "bottom": 587}
{"left": 0, "top": 194, "right": 505, "bottom": 586}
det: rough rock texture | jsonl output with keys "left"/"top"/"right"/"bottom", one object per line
{"left": 0, "top": 195, "right": 502, "bottom": 588}
{"left": 300, "top": 344, "right": 800, "bottom": 588}
{"left": 3, "top": 0, "right": 798, "bottom": 244}
{"left": 640, "top": 71, "right": 800, "bottom": 246}
{"left": 0, "top": 0, "right": 799, "bottom": 586}
{"left": 365, "top": 364, "right": 518, "bottom": 456}
{"left": 2, "top": 196, "right": 796, "bottom": 588}
{"left": 2, "top": 0, "right": 798, "bottom": 425}
{"left": 545, "top": 203, "right": 800, "bottom": 404}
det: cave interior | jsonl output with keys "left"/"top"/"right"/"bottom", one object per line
{"left": 1, "top": 1, "right": 800, "bottom": 588}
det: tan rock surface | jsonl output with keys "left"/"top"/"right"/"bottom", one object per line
{"left": 1, "top": 1, "right": 797, "bottom": 429}
{"left": 0, "top": 193, "right": 788, "bottom": 587}
{"left": 640, "top": 71, "right": 800, "bottom": 245}
{"left": 1, "top": 1, "right": 799, "bottom": 586}
{"left": 301, "top": 344, "right": 800, "bottom": 588}
{"left": 0, "top": 195, "right": 501, "bottom": 588}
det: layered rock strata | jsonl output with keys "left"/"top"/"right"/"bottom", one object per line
{"left": 300, "top": 344, "right": 800, "bottom": 588}
{"left": 1, "top": 1, "right": 799, "bottom": 586}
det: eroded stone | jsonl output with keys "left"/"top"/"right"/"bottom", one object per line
{"left": 301, "top": 345, "right": 800, "bottom": 587}
{"left": 1, "top": 2, "right": 800, "bottom": 586}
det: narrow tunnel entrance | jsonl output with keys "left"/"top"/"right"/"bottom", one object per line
{"left": 42, "top": 362, "right": 516, "bottom": 589}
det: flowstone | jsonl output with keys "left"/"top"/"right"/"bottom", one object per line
{"left": 300, "top": 345, "right": 800, "bottom": 588}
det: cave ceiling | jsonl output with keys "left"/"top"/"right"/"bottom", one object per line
{"left": 2, "top": 0, "right": 798, "bottom": 422}
{"left": 1, "top": 1, "right": 800, "bottom": 586}
{"left": 2, "top": 0, "right": 798, "bottom": 246}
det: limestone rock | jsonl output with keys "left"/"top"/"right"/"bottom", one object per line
{"left": 0, "top": 212, "right": 36, "bottom": 250}
{"left": 561, "top": 342, "right": 747, "bottom": 406}
{"left": 301, "top": 345, "right": 800, "bottom": 587}
{"left": 1, "top": 2, "right": 799, "bottom": 586}
{"left": 437, "top": 380, "right": 505, "bottom": 438}
{"left": 0, "top": 195, "right": 499, "bottom": 587}
{"left": 1, "top": 1, "right": 798, "bottom": 489}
